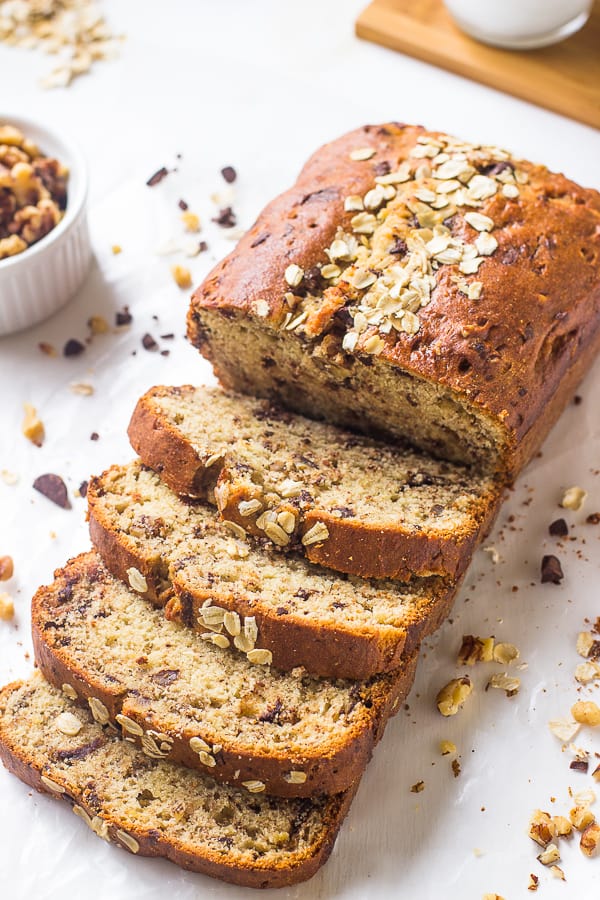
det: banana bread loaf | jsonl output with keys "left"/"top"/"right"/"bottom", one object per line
{"left": 187, "top": 124, "right": 600, "bottom": 477}
{"left": 0, "top": 675, "right": 355, "bottom": 888}
{"left": 128, "top": 384, "right": 502, "bottom": 581}
{"left": 87, "top": 460, "right": 457, "bottom": 679}
{"left": 32, "top": 552, "right": 418, "bottom": 797}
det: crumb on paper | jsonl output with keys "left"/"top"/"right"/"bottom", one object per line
{"left": 410, "top": 780, "right": 425, "bottom": 793}
{"left": 482, "top": 545, "right": 500, "bottom": 564}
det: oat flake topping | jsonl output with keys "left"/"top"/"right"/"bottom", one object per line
{"left": 282, "top": 133, "right": 528, "bottom": 352}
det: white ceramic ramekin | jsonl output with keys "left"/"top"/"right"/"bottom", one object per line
{"left": 0, "top": 114, "right": 92, "bottom": 336}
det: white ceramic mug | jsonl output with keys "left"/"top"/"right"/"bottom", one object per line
{"left": 443, "top": 0, "right": 593, "bottom": 49}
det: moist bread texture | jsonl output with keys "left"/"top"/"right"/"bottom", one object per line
{"left": 187, "top": 124, "right": 600, "bottom": 477}
{"left": 87, "top": 460, "right": 457, "bottom": 679}
{"left": 32, "top": 552, "right": 418, "bottom": 797}
{"left": 0, "top": 676, "right": 355, "bottom": 888}
{"left": 128, "top": 385, "right": 503, "bottom": 581}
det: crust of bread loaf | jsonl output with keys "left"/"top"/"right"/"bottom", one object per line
{"left": 127, "top": 386, "right": 502, "bottom": 581}
{"left": 187, "top": 123, "right": 600, "bottom": 477}
{"left": 87, "top": 479, "right": 457, "bottom": 679}
{"left": 0, "top": 679, "right": 356, "bottom": 888}
{"left": 31, "top": 552, "right": 419, "bottom": 797}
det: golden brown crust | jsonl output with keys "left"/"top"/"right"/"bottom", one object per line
{"left": 128, "top": 385, "right": 502, "bottom": 581}
{"left": 87, "top": 472, "right": 457, "bottom": 679}
{"left": 31, "top": 552, "right": 419, "bottom": 797}
{"left": 188, "top": 123, "right": 600, "bottom": 477}
{"left": 0, "top": 679, "right": 356, "bottom": 888}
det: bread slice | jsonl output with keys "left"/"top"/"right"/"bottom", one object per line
{"left": 32, "top": 552, "right": 418, "bottom": 798}
{"left": 187, "top": 124, "right": 600, "bottom": 478}
{"left": 128, "top": 385, "right": 502, "bottom": 581}
{"left": 0, "top": 675, "right": 355, "bottom": 888}
{"left": 88, "top": 460, "right": 457, "bottom": 679}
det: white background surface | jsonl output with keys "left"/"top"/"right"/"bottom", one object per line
{"left": 1, "top": 2, "right": 599, "bottom": 897}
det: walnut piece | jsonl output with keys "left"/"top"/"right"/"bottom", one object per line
{"left": 0, "top": 592, "right": 14, "bottom": 621}
{"left": 571, "top": 700, "right": 600, "bottom": 727}
{"left": 436, "top": 676, "right": 472, "bottom": 716}
{"left": 0, "top": 556, "right": 14, "bottom": 581}
{"left": 22, "top": 403, "right": 45, "bottom": 446}
{"left": 580, "top": 822, "right": 600, "bottom": 857}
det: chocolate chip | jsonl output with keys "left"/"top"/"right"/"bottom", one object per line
{"left": 63, "top": 338, "right": 85, "bottom": 357}
{"left": 159, "top": 333, "right": 175, "bottom": 340}
{"left": 160, "top": 349, "right": 170, "bottom": 357}
{"left": 389, "top": 238, "right": 407, "bottom": 256}
{"left": 198, "top": 240, "right": 208, "bottom": 253}
{"left": 574, "top": 395, "right": 583, "bottom": 405}
{"left": 586, "top": 512, "right": 600, "bottom": 525}
{"left": 302, "top": 266, "right": 325, "bottom": 294}
{"left": 115, "top": 306, "right": 132, "bottom": 326}
{"left": 212, "top": 206, "right": 236, "bottom": 228}
{"left": 178, "top": 199, "right": 188, "bottom": 210}
{"left": 79, "top": 480, "right": 88, "bottom": 498}
{"left": 549, "top": 518, "right": 568, "bottom": 538}
{"left": 142, "top": 333, "right": 159, "bottom": 352}
{"left": 221, "top": 166, "right": 237, "bottom": 184}
{"left": 150, "top": 669, "right": 180, "bottom": 686}
{"left": 541, "top": 554, "right": 564, "bottom": 584}
{"left": 250, "top": 232, "right": 270, "bottom": 248}
{"left": 90, "top": 432, "right": 99, "bottom": 441}
{"left": 570, "top": 759, "right": 589, "bottom": 773}
{"left": 431, "top": 504, "right": 445, "bottom": 517}
{"left": 33, "top": 473, "right": 70, "bottom": 509}
{"left": 373, "top": 160, "right": 391, "bottom": 176}
{"left": 146, "top": 167, "right": 169, "bottom": 187}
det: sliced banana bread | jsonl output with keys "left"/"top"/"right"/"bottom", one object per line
{"left": 0, "top": 676, "right": 355, "bottom": 888}
{"left": 87, "top": 461, "right": 457, "bottom": 679}
{"left": 187, "top": 124, "right": 600, "bottom": 477}
{"left": 32, "top": 552, "right": 418, "bottom": 797}
{"left": 128, "top": 385, "right": 502, "bottom": 581}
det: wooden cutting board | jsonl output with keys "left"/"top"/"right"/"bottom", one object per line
{"left": 356, "top": 0, "right": 600, "bottom": 129}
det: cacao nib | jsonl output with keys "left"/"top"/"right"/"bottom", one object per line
{"left": 146, "top": 167, "right": 169, "bottom": 187}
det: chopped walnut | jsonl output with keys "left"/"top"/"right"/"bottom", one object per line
{"left": 576, "top": 631, "right": 596, "bottom": 658}
{"left": 548, "top": 718, "right": 580, "bottom": 742}
{"left": 0, "top": 592, "right": 14, "bottom": 621}
{"left": 22, "top": 403, "right": 45, "bottom": 446}
{"left": 528, "top": 810, "right": 556, "bottom": 847}
{"left": 580, "top": 822, "right": 600, "bottom": 857}
{"left": 571, "top": 700, "right": 600, "bottom": 727}
{"left": 561, "top": 486, "right": 587, "bottom": 511}
{"left": 552, "top": 815, "right": 572, "bottom": 837}
{"left": 0, "top": 556, "right": 13, "bottom": 581}
{"left": 549, "top": 864, "right": 565, "bottom": 880}
{"left": 436, "top": 676, "right": 472, "bottom": 716}
{"left": 570, "top": 805, "right": 595, "bottom": 831}
{"left": 0, "top": 127, "right": 68, "bottom": 260}
{"left": 458, "top": 634, "right": 494, "bottom": 665}
{"left": 527, "top": 873, "right": 539, "bottom": 891}
{"left": 492, "top": 642, "right": 520, "bottom": 665}
{"left": 440, "top": 740, "right": 457, "bottom": 755}
{"left": 487, "top": 672, "right": 520, "bottom": 696}
{"left": 537, "top": 842, "right": 560, "bottom": 866}
{"left": 171, "top": 264, "right": 192, "bottom": 289}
